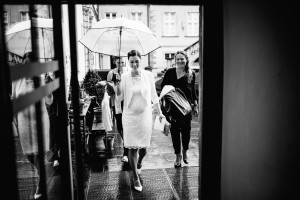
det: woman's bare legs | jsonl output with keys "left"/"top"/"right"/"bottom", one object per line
{"left": 137, "top": 148, "right": 147, "bottom": 165}
{"left": 137, "top": 148, "right": 147, "bottom": 174}
{"left": 128, "top": 148, "right": 142, "bottom": 190}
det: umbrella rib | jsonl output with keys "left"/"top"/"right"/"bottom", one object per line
{"left": 124, "top": 29, "right": 161, "bottom": 56}
{"left": 23, "top": 35, "right": 32, "bottom": 57}
{"left": 123, "top": 28, "right": 157, "bottom": 55}
{"left": 42, "top": 29, "right": 54, "bottom": 58}
{"left": 79, "top": 20, "right": 160, "bottom": 56}
{"left": 91, "top": 28, "right": 116, "bottom": 51}
{"left": 132, "top": 32, "right": 146, "bottom": 55}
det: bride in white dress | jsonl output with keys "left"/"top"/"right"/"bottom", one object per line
{"left": 116, "top": 50, "right": 164, "bottom": 192}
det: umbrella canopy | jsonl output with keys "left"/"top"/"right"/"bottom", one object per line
{"left": 5, "top": 18, "right": 54, "bottom": 59}
{"left": 79, "top": 17, "right": 160, "bottom": 57}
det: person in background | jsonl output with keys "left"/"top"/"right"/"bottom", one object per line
{"left": 45, "top": 72, "right": 60, "bottom": 168}
{"left": 160, "top": 50, "right": 198, "bottom": 168}
{"left": 11, "top": 52, "right": 53, "bottom": 199}
{"left": 116, "top": 50, "right": 164, "bottom": 192}
{"left": 107, "top": 56, "right": 129, "bottom": 163}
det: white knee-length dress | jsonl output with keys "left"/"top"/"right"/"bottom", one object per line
{"left": 122, "top": 76, "right": 152, "bottom": 149}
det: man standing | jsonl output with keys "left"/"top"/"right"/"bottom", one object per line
{"left": 107, "top": 56, "right": 129, "bottom": 162}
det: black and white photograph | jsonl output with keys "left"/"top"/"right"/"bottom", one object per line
{"left": 1, "top": 1, "right": 299, "bottom": 200}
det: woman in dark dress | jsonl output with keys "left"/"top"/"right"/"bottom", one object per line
{"left": 160, "top": 51, "right": 199, "bottom": 167}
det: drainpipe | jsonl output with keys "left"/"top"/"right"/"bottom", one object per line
{"left": 48, "top": 5, "right": 52, "bottom": 18}
{"left": 91, "top": 4, "right": 102, "bottom": 69}
{"left": 147, "top": 4, "right": 150, "bottom": 68}
{"left": 91, "top": 4, "right": 99, "bottom": 21}
{"left": 97, "top": 5, "right": 102, "bottom": 69}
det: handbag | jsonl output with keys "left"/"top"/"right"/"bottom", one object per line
{"left": 153, "top": 116, "right": 170, "bottom": 136}
{"left": 163, "top": 122, "right": 170, "bottom": 136}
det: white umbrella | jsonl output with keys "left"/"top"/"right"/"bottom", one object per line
{"left": 5, "top": 18, "right": 54, "bottom": 59}
{"left": 79, "top": 17, "right": 160, "bottom": 57}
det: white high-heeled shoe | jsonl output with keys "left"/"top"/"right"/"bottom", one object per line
{"left": 133, "top": 178, "right": 142, "bottom": 192}
{"left": 34, "top": 187, "right": 42, "bottom": 199}
{"left": 34, "top": 193, "right": 42, "bottom": 199}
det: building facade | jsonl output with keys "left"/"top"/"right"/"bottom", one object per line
{"left": 77, "top": 4, "right": 200, "bottom": 78}
{"left": 3, "top": 4, "right": 199, "bottom": 80}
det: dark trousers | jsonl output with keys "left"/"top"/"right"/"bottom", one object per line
{"left": 114, "top": 110, "right": 128, "bottom": 156}
{"left": 49, "top": 115, "right": 59, "bottom": 161}
{"left": 27, "top": 154, "right": 45, "bottom": 190}
{"left": 170, "top": 116, "right": 192, "bottom": 154}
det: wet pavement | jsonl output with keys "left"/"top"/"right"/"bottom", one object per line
{"left": 90, "top": 116, "right": 200, "bottom": 172}
{"left": 15, "top": 115, "right": 200, "bottom": 199}
{"left": 87, "top": 116, "right": 200, "bottom": 199}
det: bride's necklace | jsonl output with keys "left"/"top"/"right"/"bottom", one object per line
{"left": 131, "top": 71, "right": 141, "bottom": 77}
{"left": 132, "top": 72, "right": 141, "bottom": 85}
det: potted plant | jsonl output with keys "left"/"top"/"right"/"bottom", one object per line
{"left": 82, "top": 70, "right": 105, "bottom": 106}
{"left": 82, "top": 70, "right": 106, "bottom": 123}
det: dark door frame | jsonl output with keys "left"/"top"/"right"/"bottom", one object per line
{"left": 1, "top": 1, "right": 224, "bottom": 200}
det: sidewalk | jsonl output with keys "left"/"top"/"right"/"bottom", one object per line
{"left": 90, "top": 116, "right": 200, "bottom": 172}
{"left": 14, "top": 115, "right": 200, "bottom": 199}
{"left": 87, "top": 116, "right": 200, "bottom": 200}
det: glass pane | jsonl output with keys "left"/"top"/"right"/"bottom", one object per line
{"left": 5, "top": 4, "right": 65, "bottom": 200}
{"left": 4, "top": 3, "right": 202, "bottom": 200}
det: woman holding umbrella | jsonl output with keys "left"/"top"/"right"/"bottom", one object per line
{"left": 116, "top": 50, "right": 164, "bottom": 192}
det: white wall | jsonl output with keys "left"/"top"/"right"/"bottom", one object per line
{"left": 76, "top": 5, "right": 85, "bottom": 81}
{"left": 62, "top": 5, "right": 71, "bottom": 99}
{"left": 149, "top": 5, "right": 199, "bottom": 74}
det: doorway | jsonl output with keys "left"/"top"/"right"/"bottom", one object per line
{"left": 1, "top": 2, "right": 209, "bottom": 200}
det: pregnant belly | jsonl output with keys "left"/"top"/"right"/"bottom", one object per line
{"left": 128, "top": 94, "right": 147, "bottom": 113}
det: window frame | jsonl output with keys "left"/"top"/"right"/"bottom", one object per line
{"left": 163, "top": 12, "right": 177, "bottom": 36}
{"left": 131, "top": 12, "right": 142, "bottom": 22}
{"left": 186, "top": 12, "right": 199, "bottom": 36}
{"left": 105, "top": 12, "right": 116, "bottom": 19}
{"left": 20, "top": 11, "right": 29, "bottom": 21}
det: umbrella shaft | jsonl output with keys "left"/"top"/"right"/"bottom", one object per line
{"left": 119, "top": 28, "right": 122, "bottom": 58}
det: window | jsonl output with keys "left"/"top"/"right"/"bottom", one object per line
{"left": 165, "top": 53, "right": 175, "bottom": 60}
{"left": 186, "top": 12, "right": 199, "bottom": 36}
{"left": 131, "top": 12, "right": 142, "bottom": 22}
{"left": 164, "top": 12, "right": 176, "bottom": 36}
{"left": 105, "top": 13, "right": 116, "bottom": 19}
{"left": 3, "top": 11, "right": 9, "bottom": 31}
{"left": 20, "top": 11, "right": 29, "bottom": 21}
{"left": 3, "top": 11, "right": 8, "bottom": 24}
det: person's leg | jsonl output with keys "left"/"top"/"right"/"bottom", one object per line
{"left": 181, "top": 118, "right": 192, "bottom": 164}
{"left": 137, "top": 148, "right": 147, "bottom": 164}
{"left": 50, "top": 115, "right": 60, "bottom": 166}
{"left": 128, "top": 148, "right": 142, "bottom": 191}
{"left": 170, "top": 122, "right": 182, "bottom": 166}
{"left": 115, "top": 113, "right": 122, "bottom": 135}
{"left": 116, "top": 113, "right": 128, "bottom": 158}
{"left": 137, "top": 148, "right": 147, "bottom": 174}
{"left": 48, "top": 116, "right": 55, "bottom": 162}
{"left": 123, "top": 146, "right": 129, "bottom": 157}
{"left": 27, "top": 154, "right": 45, "bottom": 198}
